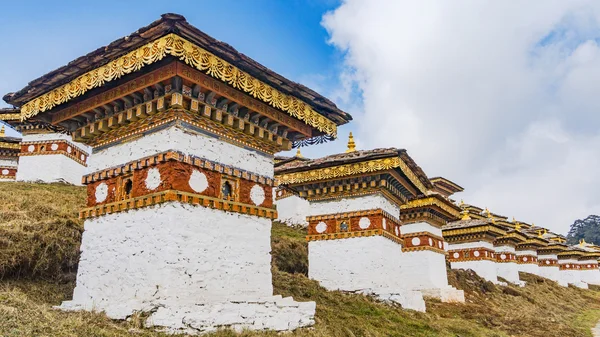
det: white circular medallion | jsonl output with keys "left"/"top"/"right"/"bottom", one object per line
{"left": 546, "top": 260, "right": 550, "bottom": 265}
{"left": 145, "top": 167, "right": 161, "bottom": 191}
{"left": 438, "top": 241, "right": 443, "bottom": 249}
{"left": 501, "top": 254, "right": 507, "bottom": 260}
{"left": 566, "top": 265, "right": 570, "bottom": 269}
{"left": 189, "top": 170, "right": 209, "bottom": 193}
{"left": 411, "top": 237, "right": 421, "bottom": 246}
{"left": 250, "top": 185, "right": 266, "bottom": 206}
{"left": 67, "top": 146, "right": 72, "bottom": 154}
{"left": 474, "top": 251, "right": 480, "bottom": 257}
{"left": 428, "top": 238, "right": 433, "bottom": 246}
{"left": 1, "top": 169, "right": 8, "bottom": 175}
{"left": 453, "top": 252, "right": 460, "bottom": 259}
{"left": 316, "top": 221, "right": 327, "bottom": 234}
{"left": 28, "top": 145, "right": 35, "bottom": 152}
{"left": 51, "top": 143, "right": 58, "bottom": 151}
{"left": 588, "top": 265, "right": 592, "bottom": 268}
{"left": 382, "top": 218, "right": 387, "bottom": 230}
{"left": 358, "top": 217, "right": 371, "bottom": 229}
{"left": 394, "top": 226, "right": 399, "bottom": 236}
{"left": 80, "top": 154, "right": 85, "bottom": 161}
{"left": 485, "top": 251, "right": 489, "bottom": 257}
{"left": 95, "top": 183, "right": 108, "bottom": 203}
{"left": 523, "top": 257, "right": 528, "bottom": 262}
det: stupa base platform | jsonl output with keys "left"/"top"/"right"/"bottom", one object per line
{"left": 59, "top": 295, "right": 315, "bottom": 335}
{"left": 358, "top": 288, "right": 426, "bottom": 312}
{"left": 421, "top": 287, "right": 465, "bottom": 303}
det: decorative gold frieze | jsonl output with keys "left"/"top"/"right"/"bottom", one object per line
{"left": 400, "top": 196, "right": 460, "bottom": 218}
{"left": 19, "top": 34, "right": 338, "bottom": 137}
{"left": 276, "top": 156, "right": 428, "bottom": 194}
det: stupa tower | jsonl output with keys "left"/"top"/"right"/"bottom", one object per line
{"left": 2, "top": 14, "right": 351, "bottom": 333}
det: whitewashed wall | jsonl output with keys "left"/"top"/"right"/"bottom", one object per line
{"left": 275, "top": 195, "right": 309, "bottom": 227}
{"left": 308, "top": 193, "right": 399, "bottom": 218}
{"left": 16, "top": 154, "right": 86, "bottom": 185}
{"left": 88, "top": 126, "right": 273, "bottom": 177}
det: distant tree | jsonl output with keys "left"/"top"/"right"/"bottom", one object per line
{"left": 566, "top": 215, "right": 600, "bottom": 245}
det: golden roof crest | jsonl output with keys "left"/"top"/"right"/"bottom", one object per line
{"left": 296, "top": 148, "right": 303, "bottom": 158}
{"left": 461, "top": 209, "right": 471, "bottom": 220}
{"left": 0, "top": 125, "right": 4, "bottom": 137}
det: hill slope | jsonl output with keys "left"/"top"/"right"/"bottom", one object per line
{"left": 1, "top": 182, "right": 600, "bottom": 337}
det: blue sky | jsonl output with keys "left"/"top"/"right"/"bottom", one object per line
{"left": 0, "top": 0, "right": 356, "bottom": 150}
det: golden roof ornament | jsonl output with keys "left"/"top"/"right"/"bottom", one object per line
{"left": 459, "top": 199, "right": 465, "bottom": 207}
{"left": 484, "top": 207, "right": 491, "bottom": 218}
{"left": 580, "top": 238, "right": 587, "bottom": 246}
{"left": 460, "top": 209, "right": 471, "bottom": 220}
{"left": 0, "top": 125, "right": 4, "bottom": 137}
{"left": 346, "top": 132, "right": 356, "bottom": 153}
{"left": 296, "top": 148, "right": 303, "bottom": 158}
{"left": 515, "top": 222, "right": 521, "bottom": 232}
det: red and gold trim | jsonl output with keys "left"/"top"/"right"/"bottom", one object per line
{"left": 495, "top": 252, "right": 518, "bottom": 263}
{"left": 83, "top": 151, "right": 274, "bottom": 186}
{"left": 0, "top": 166, "right": 17, "bottom": 180}
{"left": 20, "top": 140, "right": 88, "bottom": 166}
{"left": 80, "top": 189, "right": 276, "bottom": 220}
{"left": 538, "top": 259, "right": 558, "bottom": 267}
{"left": 516, "top": 255, "right": 538, "bottom": 264}
{"left": 448, "top": 247, "right": 496, "bottom": 262}
{"left": 306, "top": 209, "right": 402, "bottom": 243}
{"left": 559, "top": 263, "right": 580, "bottom": 270}
{"left": 402, "top": 232, "right": 446, "bottom": 254}
{"left": 578, "top": 263, "right": 599, "bottom": 270}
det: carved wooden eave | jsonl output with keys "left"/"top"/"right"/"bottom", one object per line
{"left": 558, "top": 249, "right": 586, "bottom": 259}
{"left": 400, "top": 194, "right": 461, "bottom": 227}
{"left": 274, "top": 148, "right": 433, "bottom": 206}
{"left": 442, "top": 219, "right": 507, "bottom": 244}
{"left": 516, "top": 236, "right": 548, "bottom": 250}
{"left": 495, "top": 230, "right": 527, "bottom": 247}
{"left": 429, "top": 176, "right": 464, "bottom": 198}
{"left": 3, "top": 14, "right": 351, "bottom": 151}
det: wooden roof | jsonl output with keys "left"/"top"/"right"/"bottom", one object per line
{"left": 3, "top": 13, "right": 351, "bottom": 126}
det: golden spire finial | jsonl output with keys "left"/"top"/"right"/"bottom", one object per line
{"left": 0, "top": 125, "right": 4, "bottom": 137}
{"left": 537, "top": 229, "right": 543, "bottom": 238}
{"left": 515, "top": 222, "right": 521, "bottom": 231}
{"left": 485, "top": 207, "right": 491, "bottom": 218}
{"left": 580, "top": 238, "right": 586, "bottom": 246}
{"left": 459, "top": 199, "right": 465, "bottom": 207}
{"left": 346, "top": 132, "right": 356, "bottom": 153}
{"left": 461, "top": 209, "right": 471, "bottom": 220}
{"left": 295, "top": 148, "right": 303, "bottom": 158}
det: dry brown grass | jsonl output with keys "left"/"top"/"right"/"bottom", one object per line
{"left": 0, "top": 182, "right": 86, "bottom": 279}
{"left": 1, "top": 183, "right": 600, "bottom": 336}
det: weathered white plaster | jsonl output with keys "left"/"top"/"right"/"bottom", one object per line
{"left": 400, "top": 222, "right": 443, "bottom": 237}
{"left": 60, "top": 203, "right": 315, "bottom": 332}
{"left": 558, "top": 258, "right": 588, "bottom": 288}
{"left": 308, "top": 193, "right": 399, "bottom": 218}
{"left": 448, "top": 242, "right": 500, "bottom": 284}
{"left": 189, "top": 170, "right": 209, "bottom": 193}
{"left": 537, "top": 253, "right": 561, "bottom": 284}
{"left": 451, "top": 260, "right": 499, "bottom": 284}
{"left": 516, "top": 250, "right": 539, "bottom": 275}
{"left": 88, "top": 126, "right": 273, "bottom": 177}
{"left": 16, "top": 154, "right": 86, "bottom": 185}
{"left": 401, "top": 250, "right": 464, "bottom": 303}
{"left": 577, "top": 260, "right": 600, "bottom": 286}
{"left": 21, "top": 133, "right": 91, "bottom": 153}
{"left": 275, "top": 194, "right": 309, "bottom": 227}
{"left": 450, "top": 241, "right": 495, "bottom": 250}
{"left": 145, "top": 167, "right": 161, "bottom": 190}
{"left": 250, "top": 184, "right": 266, "bottom": 206}
{"left": 95, "top": 183, "right": 108, "bottom": 203}
{"left": 0, "top": 158, "right": 18, "bottom": 167}
{"left": 308, "top": 236, "right": 426, "bottom": 311}
{"left": 494, "top": 246, "right": 524, "bottom": 286}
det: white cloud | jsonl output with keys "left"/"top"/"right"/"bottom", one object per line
{"left": 322, "top": 0, "right": 600, "bottom": 234}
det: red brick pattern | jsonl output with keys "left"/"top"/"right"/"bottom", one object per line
{"left": 448, "top": 248, "right": 496, "bottom": 262}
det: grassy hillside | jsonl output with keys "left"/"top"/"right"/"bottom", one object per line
{"left": 1, "top": 182, "right": 600, "bottom": 337}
